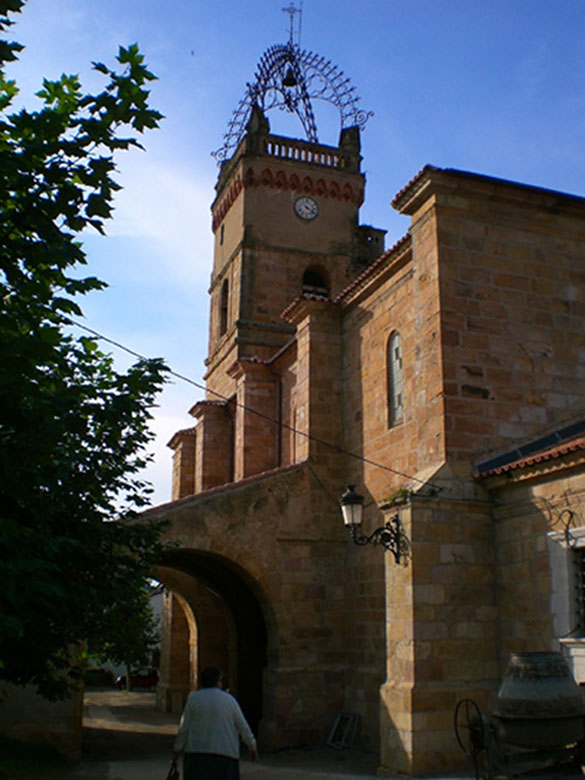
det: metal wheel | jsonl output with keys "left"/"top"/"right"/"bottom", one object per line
{"left": 454, "top": 698, "right": 488, "bottom": 780}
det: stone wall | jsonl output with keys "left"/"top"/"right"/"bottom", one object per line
{"left": 0, "top": 683, "right": 83, "bottom": 761}
{"left": 379, "top": 496, "right": 497, "bottom": 776}
{"left": 483, "top": 461, "right": 585, "bottom": 672}
{"left": 340, "top": 237, "right": 421, "bottom": 499}
{"left": 397, "top": 168, "right": 585, "bottom": 466}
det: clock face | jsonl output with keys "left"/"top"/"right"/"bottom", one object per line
{"left": 294, "top": 195, "right": 319, "bottom": 221}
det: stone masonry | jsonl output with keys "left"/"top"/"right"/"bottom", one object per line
{"left": 144, "top": 119, "right": 585, "bottom": 776}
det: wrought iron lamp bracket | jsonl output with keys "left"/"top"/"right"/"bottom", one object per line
{"left": 349, "top": 514, "right": 409, "bottom": 564}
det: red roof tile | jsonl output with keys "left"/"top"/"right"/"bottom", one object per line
{"left": 478, "top": 435, "right": 585, "bottom": 478}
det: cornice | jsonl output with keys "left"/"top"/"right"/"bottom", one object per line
{"left": 392, "top": 164, "right": 585, "bottom": 218}
{"left": 391, "top": 165, "right": 439, "bottom": 214}
{"left": 211, "top": 173, "right": 244, "bottom": 233}
{"left": 167, "top": 426, "right": 197, "bottom": 450}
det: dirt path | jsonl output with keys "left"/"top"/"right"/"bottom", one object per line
{"left": 54, "top": 691, "right": 472, "bottom": 779}
{"left": 76, "top": 690, "right": 381, "bottom": 776}
{"left": 81, "top": 689, "right": 179, "bottom": 763}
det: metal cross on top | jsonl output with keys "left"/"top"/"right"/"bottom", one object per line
{"left": 282, "top": 1, "right": 302, "bottom": 45}
{"left": 212, "top": 1, "right": 373, "bottom": 164}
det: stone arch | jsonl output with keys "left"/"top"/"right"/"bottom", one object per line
{"left": 289, "top": 173, "right": 300, "bottom": 191}
{"left": 274, "top": 170, "right": 288, "bottom": 189}
{"left": 315, "top": 178, "right": 327, "bottom": 196}
{"left": 155, "top": 586, "right": 198, "bottom": 713}
{"left": 244, "top": 167, "right": 255, "bottom": 187}
{"left": 328, "top": 180, "right": 341, "bottom": 200}
{"left": 342, "top": 182, "right": 354, "bottom": 202}
{"left": 260, "top": 168, "right": 273, "bottom": 186}
{"left": 156, "top": 548, "right": 274, "bottom": 739}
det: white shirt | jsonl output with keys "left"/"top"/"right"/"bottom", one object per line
{"left": 174, "top": 687, "right": 257, "bottom": 759}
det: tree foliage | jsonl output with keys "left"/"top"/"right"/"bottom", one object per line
{"left": 0, "top": 0, "right": 169, "bottom": 699}
{"left": 96, "top": 582, "right": 161, "bottom": 688}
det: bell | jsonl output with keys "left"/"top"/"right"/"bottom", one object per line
{"left": 282, "top": 67, "right": 297, "bottom": 88}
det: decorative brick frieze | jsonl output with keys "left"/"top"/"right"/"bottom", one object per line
{"left": 211, "top": 175, "right": 243, "bottom": 233}
{"left": 212, "top": 164, "right": 364, "bottom": 232}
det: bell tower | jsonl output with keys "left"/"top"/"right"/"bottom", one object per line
{"left": 206, "top": 113, "right": 383, "bottom": 398}
{"left": 169, "top": 18, "right": 384, "bottom": 495}
{"left": 204, "top": 36, "right": 383, "bottom": 401}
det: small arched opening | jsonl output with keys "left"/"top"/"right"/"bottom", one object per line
{"left": 302, "top": 266, "right": 329, "bottom": 297}
{"left": 219, "top": 278, "right": 229, "bottom": 336}
{"left": 387, "top": 330, "right": 404, "bottom": 427}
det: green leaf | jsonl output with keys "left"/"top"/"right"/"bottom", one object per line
{"left": 0, "top": 9, "right": 168, "bottom": 703}
{"left": 86, "top": 193, "right": 112, "bottom": 218}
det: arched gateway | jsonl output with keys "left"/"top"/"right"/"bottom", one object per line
{"left": 145, "top": 462, "right": 356, "bottom": 750}
{"left": 155, "top": 549, "right": 268, "bottom": 734}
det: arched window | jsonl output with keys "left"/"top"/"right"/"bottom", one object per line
{"left": 388, "top": 331, "right": 403, "bottom": 427}
{"left": 302, "top": 267, "right": 329, "bottom": 297}
{"left": 219, "top": 279, "right": 229, "bottom": 336}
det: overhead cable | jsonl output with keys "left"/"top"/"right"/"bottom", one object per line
{"left": 67, "top": 317, "right": 443, "bottom": 492}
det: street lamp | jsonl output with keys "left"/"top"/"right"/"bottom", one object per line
{"left": 340, "top": 485, "right": 408, "bottom": 564}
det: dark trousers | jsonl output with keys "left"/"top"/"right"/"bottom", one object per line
{"left": 183, "top": 752, "right": 240, "bottom": 780}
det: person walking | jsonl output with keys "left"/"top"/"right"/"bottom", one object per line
{"left": 173, "top": 665, "right": 258, "bottom": 780}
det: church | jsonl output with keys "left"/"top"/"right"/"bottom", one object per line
{"left": 146, "top": 28, "right": 585, "bottom": 777}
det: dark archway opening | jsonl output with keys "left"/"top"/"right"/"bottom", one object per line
{"left": 160, "top": 548, "right": 269, "bottom": 735}
{"left": 302, "top": 267, "right": 329, "bottom": 297}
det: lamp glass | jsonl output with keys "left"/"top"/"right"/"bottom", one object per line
{"left": 340, "top": 485, "right": 364, "bottom": 527}
{"left": 341, "top": 503, "right": 362, "bottom": 527}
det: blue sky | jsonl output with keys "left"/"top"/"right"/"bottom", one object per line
{"left": 7, "top": 0, "right": 585, "bottom": 504}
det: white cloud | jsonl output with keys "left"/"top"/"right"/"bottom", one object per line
{"left": 146, "top": 389, "right": 203, "bottom": 506}
{"left": 107, "top": 155, "right": 215, "bottom": 282}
